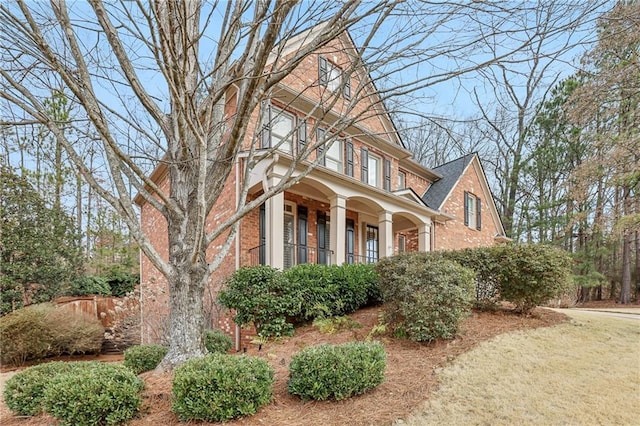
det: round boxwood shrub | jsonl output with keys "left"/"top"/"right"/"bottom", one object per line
{"left": 42, "top": 362, "right": 143, "bottom": 426}
{"left": 205, "top": 329, "right": 233, "bottom": 354}
{"left": 3, "top": 361, "right": 75, "bottom": 416}
{"left": 376, "top": 253, "right": 475, "bottom": 342}
{"left": 123, "top": 344, "right": 168, "bottom": 374}
{"left": 287, "top": 341, "right": 386, "bottom": 401}
{"left": 172, "top": 354, "right": 274, "bottom": 422}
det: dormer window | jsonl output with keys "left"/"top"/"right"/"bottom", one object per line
{"left": 319, "top": 56, "right": 351, "bottom": 99}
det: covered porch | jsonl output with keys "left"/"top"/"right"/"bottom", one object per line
{"left": 241, "top": 159, "right": 439, "bottom": 269}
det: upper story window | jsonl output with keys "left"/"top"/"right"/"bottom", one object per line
{"left": 261, "top": 104, "right": 293, "bottom": 153}
{"left": 464, "top": 191, "right": 482, "bottom": 230}
{"left": 319, "top": 56, "right": 351, "bottom": 99}
{"left": 360, "top": 147, "right": 381, "bottom": 187}
{"left": 325, "top": 139, "right": 343, "bottom": 172}
{"left": 398, "top": 171, "right": 406, "bottom": 189}
{"left": 316, "top": 128, "right": 343, "bottom": 173}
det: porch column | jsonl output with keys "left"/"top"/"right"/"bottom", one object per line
{"left": 378, "top": 211, "right": 394, "bottom": 259}
{"left": 266, "top": 189, "right": 284, "bottom": 269}
{"left": 418, "top": 219, "right": 432, "bottom": 252}
{"left": 330, "top": 194, "right": 346, "bottom": 265}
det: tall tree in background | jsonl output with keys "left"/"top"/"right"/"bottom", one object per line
{"left": 0, "top": 167, "right": 82, "bottom": 315}
{"left": 470, "top": 2, "right": 604, "bottom": 239}
{"left": 568, "top": 1, "right": 639, "bottom": 304}
{"left": 0, "top": 1, "right": 608, "bottom": 367}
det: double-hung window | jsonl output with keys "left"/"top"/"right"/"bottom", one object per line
{"left": 464, "top": 192, "right": 482, "bottom": 230}
{"left": 398, "top": 171, "right": 406, "bottom": 190}
{"left": 368, "top": 155, "right": 380, "bottom": 187}
{"left": 319, "top": 56, "right": 351, "bottom": 99}
{"left": 261, "top": 104, "right": 293, "bottom": 153}
{"left": 325, "top": 139, "right": 343, "bottom": 172}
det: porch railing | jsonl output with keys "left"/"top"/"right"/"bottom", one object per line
{"left": 346, "top": 254, "right": 379, "bottom": 265}
{"left": 248, "top": 244, "right": 334, "bottom": 267}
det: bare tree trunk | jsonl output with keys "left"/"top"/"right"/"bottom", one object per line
{"left": 619, "top": 185, "right": 632, "bottom": 304}
{"left": 620, "top": 230, "right": 632, "bottom": 304}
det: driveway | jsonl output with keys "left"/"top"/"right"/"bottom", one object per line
{"left": 566, "top": 307, "right": 640, "bottom": 321}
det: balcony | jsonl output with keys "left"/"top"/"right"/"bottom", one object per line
{"left": 248, "top": 244, "right": 335, "bottom": 268}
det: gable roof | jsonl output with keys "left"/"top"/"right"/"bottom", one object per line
{"left": 421, "top": 153, "right": 475, "bottom": 210}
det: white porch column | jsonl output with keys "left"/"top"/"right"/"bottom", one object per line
{"left": 418, "top": 219, "right": 432, "bottom": 252}
{"left": 330, "top": 195, "right": 346, "bottom": 265}
{"left": 266, "top": 190, "right": 284, "bottom": 269}
{"left": 378, "top": 211, "right": 394, "bottom": 259}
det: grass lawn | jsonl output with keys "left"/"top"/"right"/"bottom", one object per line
{"left": 399, "top": 310, "right": 640, "bottom": 426}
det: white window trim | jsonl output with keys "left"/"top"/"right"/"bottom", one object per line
{"left": 325, "top": 139, "right": 343, "bottom": 172}
{"left": 271, "top": 106, "right": 294, "bottom": 154}
{"left": 367, "top": 153, "right": 381, "bottom": 188}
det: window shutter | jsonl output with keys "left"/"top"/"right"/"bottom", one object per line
{"left": 463, "top": 191, "right": 469, "bottom": 226}
{"left": 260, "top": 103, "right": 271, "bottom": 149}
{"left": 298, "top": 119, "right": 307, "bottom": 152}
{"left": 345, "top": 140, "right": 354, "bottom": 176}
{"left": 361, "top": 147, "right": 368, "bottom": 184}
{"left": 344, "top": 76, "right": 351, "bottom": 99}
{"left": 384, "top": 158, "right": 391, "bottom": 191}
{"left": 476, "top": 197, "right": 482, "bottom": 230}
{"left": 319, "top": 56, "right": 328, "bottom": 86}
{"left": 316, "top": 128, "right": 325, "bottom": 166}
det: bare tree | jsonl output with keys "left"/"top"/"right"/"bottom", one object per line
{"left": 468, "top": 2, "right": 606, "bottom": 239}
{"left": 0, "top": 0, "right": 605, "bottom": 367}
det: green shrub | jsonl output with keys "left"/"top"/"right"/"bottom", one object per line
{"left": 438, "top": 247, "right": 502, "bottom": 309}
{"left": 105, "top": 271, "right": 139, "bottom": 297}
{"left": 3, "top": 361, "right": 75, "bottom": 416}
{"left": 123, "top": 344, "right": 168, "bottom": 374}
{"left": 0, "top": 303, "right": 103, "bottom": 366}
{"left": 284, "top": 263, "right": 381, "bottom": 321}
{"left": 172, "top": 354, "right": 274, "bottom": 422}
{"left": 68, "top": 275, "right": 111, "bottom": 296}
{"left": 496, "top": 244, "right": 573, "bottom": 313}
{"left": 205, "top": 328, "right": 233, "bottom": 353}
{"left": 218, "top": 266, "right": 298, "bottom": 338}
{"left": 284, "top": 264, "right": 338, "bottom": 320}
{"left": 42, "top": 362, "right": 143, "bottom": 426}
{"left": 287, "top": 342, "right": 386, "bottom": 400}
{"left": 376, "top": 253, "right": 476, "bottom": 342}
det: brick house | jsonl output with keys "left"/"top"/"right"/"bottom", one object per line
{"left": 136, "top": 28, "right": 508, "bottom": 344}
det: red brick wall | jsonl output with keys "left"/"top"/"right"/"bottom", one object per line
{"left": 435, "top": 163, "right": 500, "bottom": 250}
{"left": 139, "top": 163, "right": 238, "bottom": 344}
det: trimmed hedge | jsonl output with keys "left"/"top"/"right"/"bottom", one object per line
{"left": 42, "top": 362, "right": 143, "bottom": 426}
{"left": 376, "top": 253, "right": 476, "bottom": 342}
{"left": 219, "top": 263, "right": 380, "bottom": 338}
{"left": 288, "top": 342, "right": 386, "bottom": 400}
{"left": 123, "top": 344, "right": 168, "bottom": 374}
{"left": 218, "top": 266, "right": 297, "bottom": 338}
{"left": 4, "top": 361, "right": 143, "bottom": 425}
{"left": 172, "top": 354, "right": 274, "bottom": 422}
{"left": 495, "top": 244, "right": 573, "bottom": 313}
{"left": 0, "top": 303, "right": 103, "bottom": 366}
{"left": 205, "top": 329, "right": 233, "bottom": 354}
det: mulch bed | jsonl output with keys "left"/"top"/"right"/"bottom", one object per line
{"left": 0, "top": 305, "right": 568, "bottom": 426}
